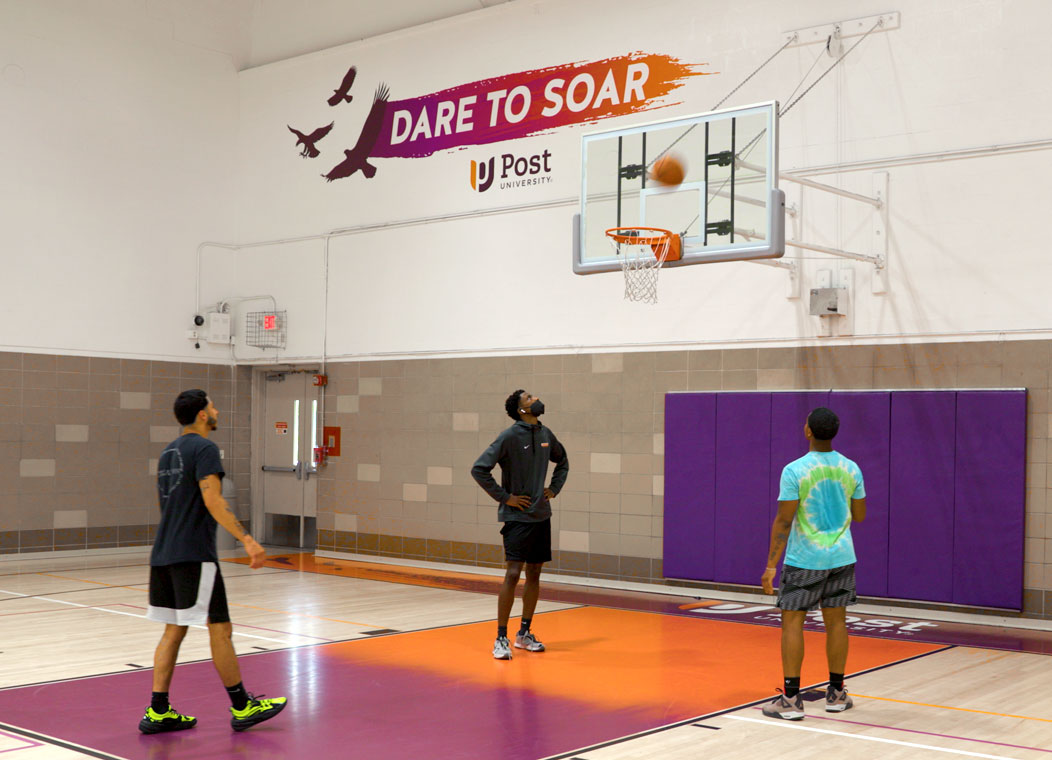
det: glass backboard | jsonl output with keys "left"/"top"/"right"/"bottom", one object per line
{"left": 575, "top": 101, "right": 784, "bottom": 274}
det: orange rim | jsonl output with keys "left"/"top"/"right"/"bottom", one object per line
{"left": 605, "top": 226, "right": 674, "bottom": 246}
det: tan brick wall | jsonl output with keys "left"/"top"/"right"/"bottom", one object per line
{"left": 0, "top": 352, "right": 252, "bottom": 553}
{"left": 315, "top": 340, "right": 1052, "bottom": 618}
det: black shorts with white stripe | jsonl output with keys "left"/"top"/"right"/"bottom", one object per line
{"left": 147, "top": 561, "right": 230, "bottom": 626}
{"left": 776, "top": 563, "right": 857, "bottom": 611}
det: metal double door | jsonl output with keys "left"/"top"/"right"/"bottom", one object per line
{"left": 260, "top": 371, "right": 320, "bottom": 549}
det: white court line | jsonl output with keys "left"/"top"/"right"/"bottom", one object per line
{"left": 0, "top": 588, "right": 294, "bottom": 645}
{"left": 725, "top": 715, "right": 1018, "bottom": 760}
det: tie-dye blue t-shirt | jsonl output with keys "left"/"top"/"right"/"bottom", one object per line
{"left": 779, "top": 451, "right": 865, "bottom": 570}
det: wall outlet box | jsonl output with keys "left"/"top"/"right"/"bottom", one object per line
{"left": 206, "top": 312, "right": 232, "bottom": 343}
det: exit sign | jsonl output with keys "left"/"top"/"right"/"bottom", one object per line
{"left": 263, "top": 314, "right": 277, "bottom": 330}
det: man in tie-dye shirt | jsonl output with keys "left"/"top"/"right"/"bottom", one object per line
{"left": 760, "top": 407, "right": 866, "bottom": 721}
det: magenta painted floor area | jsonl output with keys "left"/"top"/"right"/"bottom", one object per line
{"left": 0, "top": 643, "right": 661, "bottom": 760}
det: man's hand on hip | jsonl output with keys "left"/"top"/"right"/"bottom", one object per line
{"left": 505, "top": 494, "right": 531, "bottom": 510}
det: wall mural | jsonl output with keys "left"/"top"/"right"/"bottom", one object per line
{"left": 286, "top": 53, "right": 713, "bottom": 183}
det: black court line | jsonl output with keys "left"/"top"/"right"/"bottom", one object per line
{"left": 0, "top": 585, "right": 148, "bottom": 602}
{"left": 0, "top": 565, "right": 288, "bottom": 603}
{"left": 540, "top": 644, "right": 957, "bottom": 760}
{"left": 0, "top": 562, "right": 144, "bottom": 579}
{"left": 0, "top": 720, "right": 125, "bottom": 760}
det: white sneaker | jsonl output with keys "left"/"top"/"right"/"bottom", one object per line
{"left": 492, "top": 635, "right": 513, "bottom": 659}
{"left": 825, "top": 687, "right": 853, "bottom": 712}
{"left": 514, "top": 630, "right": 545, "bottom": 652}
{"left": 761, "top": 691, "right": 805, "bottom": 721}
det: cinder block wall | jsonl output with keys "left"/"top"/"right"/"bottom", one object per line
{"left": 0, "top": 352, "right": 252, "bottom": 552}
{"left": 315, "top": 340, "right": 1051, "bottom": 618}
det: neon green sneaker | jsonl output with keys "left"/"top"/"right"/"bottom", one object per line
{"left": 138, "top": 705, "right": 197, "bottom": 734}
{"left": 230, "top": 694, "right": 287, "bottom": 732}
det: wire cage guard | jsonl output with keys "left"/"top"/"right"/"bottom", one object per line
{"left": 245, "top": 310, "right": 287, "bottom": 349}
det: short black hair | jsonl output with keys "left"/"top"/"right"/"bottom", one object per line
{"left": 505, "top": 389, "right": 525, "bottom": 420}
{"left": 174, "top": 389, "right": 210, "bottom": 426}
{"left": 807, "top": 407, "right": 839, "bottom": 441}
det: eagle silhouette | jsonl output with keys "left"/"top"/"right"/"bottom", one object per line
{"left": 327, "top": 66, "right": 357, "bottom": 106}
{"left": 323, "top": 83, "right": 390, "bottom": 182}
{"left": 287, "top": 122, "right": 334, "bottom": 158}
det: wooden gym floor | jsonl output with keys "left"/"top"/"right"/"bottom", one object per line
{"left": 0, "top": 550, "right": 1049, "bottom": 759}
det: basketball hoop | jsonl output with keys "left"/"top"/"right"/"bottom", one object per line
{"left": 605, "top": 227, "right": 682, "bottom": 304}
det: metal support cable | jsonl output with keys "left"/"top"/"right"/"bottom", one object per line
{"left": 711, "top": 34, "right": 797, "bottom": 112}
{"left": 780, "top": 18, "right": 883, "bottom": 117}
{"left": 648, "top": 34, "right": 798, "bottom": 169}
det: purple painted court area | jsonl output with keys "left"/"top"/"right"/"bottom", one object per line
{"left": 0, "top": 645, "right": 658, "bottom": 760}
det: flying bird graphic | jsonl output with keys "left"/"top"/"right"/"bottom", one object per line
{"left": 323, "top": 83, "right": 390, "bottom": 182}
{"left": 327, "top": 66, "right": 357, "bottom": 106}
{"left": 287, "top": 121, "right": 334, "bottom": 158}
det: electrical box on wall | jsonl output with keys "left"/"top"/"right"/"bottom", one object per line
{"left": 808, "top": 287, "right": 848, "bottom": 317}
{"left": 206, "top": 312, "right": 231, "bottom": 343}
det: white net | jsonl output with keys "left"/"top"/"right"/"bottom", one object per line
{"left": 607, "top": 230, "right": 673, "bottom": 304}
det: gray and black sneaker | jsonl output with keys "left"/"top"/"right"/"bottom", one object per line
{"left": 825, "top": 687, "right": 853, "bottom": 712}
{"left": 514, "top": 630, "right": 545, "bottom": 652}
{"left": 761, "top": 690, "right": 805, "bottom": 720}
{"left": 492, "top": 635, "right": 513, "bottom": 660}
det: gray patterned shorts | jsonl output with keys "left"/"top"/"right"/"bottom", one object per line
{"left": 776, "top": 563, "right": 857, "bottom": 611}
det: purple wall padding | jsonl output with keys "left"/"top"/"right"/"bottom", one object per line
{"left": 713, "top": 393, "right": 771, "bottom": 585}
{"left": 830, "top": 392, "right": 891, "bottom": 597}
{"left": 952, "top": 391, "right": 1027, "bottom": 609}
{"left": 769, "top": 392, "right": 831, "bottom": 520}
{"left": 662, "top": 393, "right": 716, "bottom": 580}
{"left": 887, "top": 392, "right": 957, "bottom": 602}
{"left": 662, "top": 389, "right": 1027, "bottom": 610}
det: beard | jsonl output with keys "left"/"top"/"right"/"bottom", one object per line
{"left": 206, "top": 414, "right": 218, "bottom": 430}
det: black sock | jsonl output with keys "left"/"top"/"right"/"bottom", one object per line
{"left": 226, "top": 682, "right": 249, "bottom": 711}
{"left": 497, "top": 625, "right": 508, "bottom": 639}
{"left": 519, "top": 618, "right": 532, "bottom": 633}
{"left": 150, "top": 691, "right": 169, "bottom": 713}
{"left": 783, "top": 677, "right": 800, "bottom": 698}
{"left": 829, "top": 672, "right": 844, "bottom": 692}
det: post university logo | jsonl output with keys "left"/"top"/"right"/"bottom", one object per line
{"left": 470, "top": 150, "right": 553, "bottom": 193}
{"left": 470, "top": 157, "right": 496, "bottom": 192}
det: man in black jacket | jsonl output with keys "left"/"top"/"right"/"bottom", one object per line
{"left": 472, "top": 389, "right": 569, "bottom": 660}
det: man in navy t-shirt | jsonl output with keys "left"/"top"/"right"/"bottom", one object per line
{"left": 139, "top": 389, "right": 288, "bottom": 735}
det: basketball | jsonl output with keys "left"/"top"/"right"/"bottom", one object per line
{"left": 650, "top": 153, "right": 686, "bottom": 186}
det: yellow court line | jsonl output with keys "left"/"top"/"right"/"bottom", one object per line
{"left": 37, "top": 572, "right": 145, "bottom": 592}
{"left": 38, "top": 572, "right": 385, "bottom": 629}
{"left": 853, "top": 693, "right": 1052, "bottom": 724}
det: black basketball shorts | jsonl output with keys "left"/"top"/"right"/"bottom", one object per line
{"left": 147, "top": 561, "right": 230, "bottom": 625}
{"left": 501, "top": 518, "right": 552, "bottom": 564}
{"left": 776, "top": 563, "right": 857, "bottom": 611}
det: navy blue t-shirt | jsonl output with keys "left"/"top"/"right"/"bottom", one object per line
{"left": 151, "top": 433, "right": 224, "bottom": 566}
